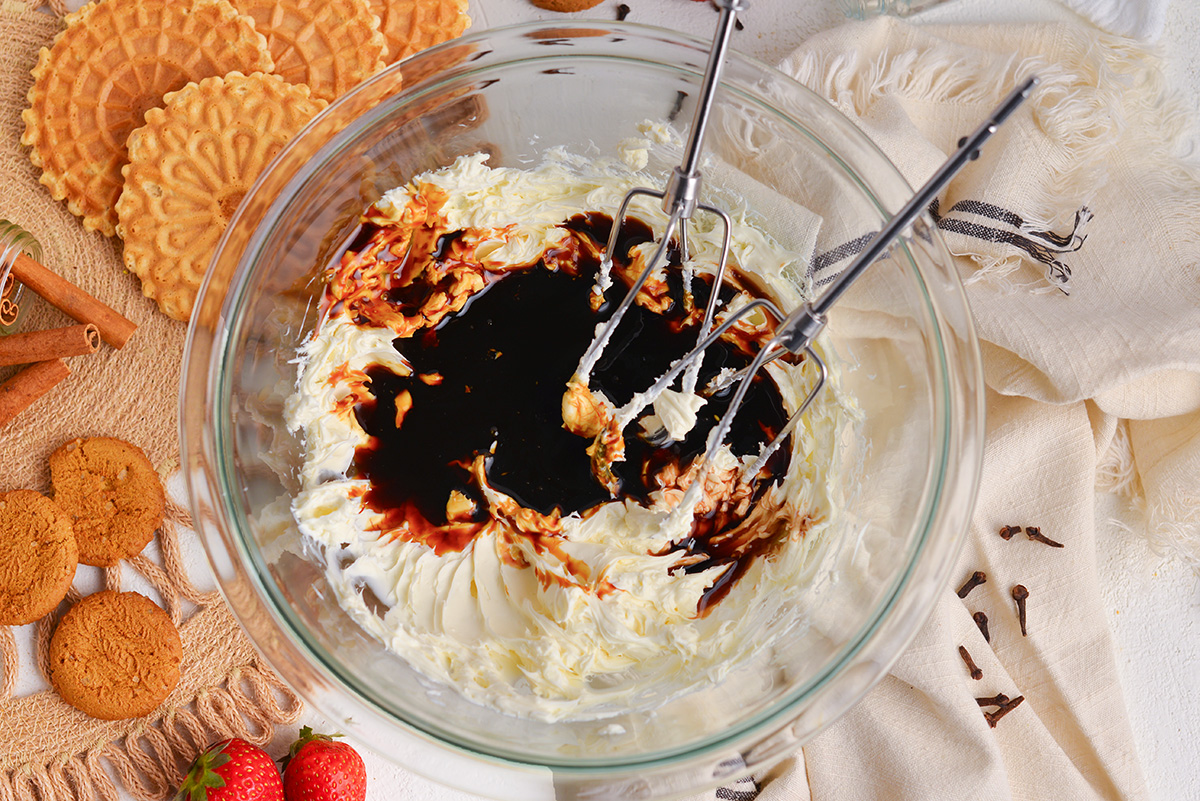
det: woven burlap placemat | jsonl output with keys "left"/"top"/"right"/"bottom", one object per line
{"left": 0, "top": 5, "right": 303, "bottom": 798}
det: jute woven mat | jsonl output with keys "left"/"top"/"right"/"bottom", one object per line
{"left": 0, "top": 4, "right": 303, "bottom": 798}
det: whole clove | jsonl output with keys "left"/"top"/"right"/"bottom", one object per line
{"left": 973, "top": 611, "right": 990, "bottom": 643}
{"left": 735, "top": 18, "right": 745, "bottom": 30}
{"left": 984, "top": 695, "right": 1025, "bottom": 728}
{"left": 976, "top": 693, "right": 1010, "bottom": 707}
{"left": 1025, "top": 526, "right": 1064, "bottom": 548}
{"left": 999, "top": 525, "right": 1021, "bottom": 540}
{"left": 1012, "top": 584, "right": 1029, "bottom": 636}
{"left": 616, "top": 3, "right": 630, "bottom": 20}
{"left": 957, "top": 570, "right": 987, "bottom": 599}
{"left": 958, "top": 645, "right": 983, "bottom": 680}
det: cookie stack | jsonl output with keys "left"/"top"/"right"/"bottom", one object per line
{"left": 21, "top": 0, "right": 470, "bottom": 322}
{"left": 0, "top": 437, "right": 181, "bottom": 720}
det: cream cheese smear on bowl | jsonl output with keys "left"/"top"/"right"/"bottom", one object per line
{"left": 285, "top": 144, "right": 860, "bottom": 722}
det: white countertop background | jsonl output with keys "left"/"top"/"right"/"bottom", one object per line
{"left": 35, "top": 0, "right": 1200, "bottom": 798}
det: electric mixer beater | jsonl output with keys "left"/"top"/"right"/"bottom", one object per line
{"left": 566, "top": 0, "right": 1037, "bottom": 523}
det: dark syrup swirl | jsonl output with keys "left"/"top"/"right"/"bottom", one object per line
{"left": 346, "top": 214, "right": 792, "bottom": 605}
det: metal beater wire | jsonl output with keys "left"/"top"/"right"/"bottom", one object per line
{"left": 662, "top": 75, "right": 1040, "bottom": 521}
{"left": 575, "top": 0, "right": 746, "bottom": 387}
{"left": 568, "top": 2, "right": 1036, "bottom": 521}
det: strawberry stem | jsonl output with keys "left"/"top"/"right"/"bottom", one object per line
{"left": 279, "top": 726, "right": 343, "bottom": 772}
{"left": 175, "top": 742, "right": 232, "bottom": 801}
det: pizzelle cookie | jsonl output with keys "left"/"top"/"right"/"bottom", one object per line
{"left": 367, "top": 0, "right": 471, "bottom": 64}
{"left": 49, "top": 437, "right": 165, "bottom": 567}
{"left": 0, "top": 490, "right": 78, "bottom": 626}
{"left": 49, "top": 591, "right": 182, "bottom": 720}
{"left": 21, "top": 0, "right": 274, "bottom": 236}
{"left": 231, "top": 0, "right": 387, "bottom": 101}
{"left": 117, "top": 73, "right": 328, "bottom": 321}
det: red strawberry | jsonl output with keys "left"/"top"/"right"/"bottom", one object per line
{"left": 281, "top": 726, "right": 366, "bottom": 801}
{"left": 177, "top": 738, "right": 283, "bottom": 801}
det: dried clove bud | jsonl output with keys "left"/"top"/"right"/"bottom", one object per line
{"left": 984, "top": 695, "right": 1025, "bottom": 728}
{"left": 1025, "top": 526, "right": 1064, "bottom": 548}
{"left": 957, "top": 570, "right": 987, "bottom": 599}
{"left": 616, "top": 3, "right": 630, "bottom": 20}
{"left": 973, "top": 611, "right": 990, "bottom": 643}
{"left": 1012, "top": 584, "right": 1029, "bottom": 636}
{"left": 958, "top": 645, "right": 983, "bottom": 680}
{"left": 976, "top": 693, "right": 1010, "bottom": 707}
{"left": 735, "top": 18, "right": 745, "bottom": 31}
{"left": 999, "top": 525, "right": 1022, "bottom": 540}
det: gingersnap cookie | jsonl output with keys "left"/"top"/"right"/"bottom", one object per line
{"left": 529, "top": 0, "right": 604, "bottom": 12}
{"left": 21, "top": 0, "right": 274, "bottom": 236}
{"left": 0, "top": 490, "right": 78, "bottom": 626}
{"left": 367, "top": 0, "right": 471, "bottom": 64}
{"left": 230, "top": 0, "right": 387, "bottom": 102}
{"left": 49, "top": 437, "right": 165, "bottom": 567}
{"left": 116, "top": 73, "right": 328, "bottom": 321}
{"left": 49, "top": 590, "right": 182, "bottom": 720}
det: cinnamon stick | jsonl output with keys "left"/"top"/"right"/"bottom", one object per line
{"left": 0, "top": 323, "right": 99, "bottom": 366}
{"left": 0, "top": 359, "right": 70, "bottom": 426}
{"left": 9, "top": 253, "right": 136, "bottom": 348}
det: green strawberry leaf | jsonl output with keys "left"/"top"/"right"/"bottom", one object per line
{"left": 175, "top": 742, "right": 232, "bottom": 801}
{"left": 279, "top": 726, "right": 344, "bottom": 772}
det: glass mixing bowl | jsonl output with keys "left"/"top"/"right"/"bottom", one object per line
{"left": 182, "top": 20, "right": 983, "bottom": 800}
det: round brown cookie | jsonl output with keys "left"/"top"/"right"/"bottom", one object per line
{"left": 49, "top": 437, "right": 165, "bottom": 567}
{"left": 529, "top": 0, "right": 603, "bottom": 11}
{"left": 49, "top": 590, "right": 182, "bottom": 720}
{"left": 0, "top": 490, "right": 78, "bottom": 626}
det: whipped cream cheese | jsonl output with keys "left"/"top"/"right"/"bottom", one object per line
{"left": 286, "top": 150, "right": 857, "bottom": 721}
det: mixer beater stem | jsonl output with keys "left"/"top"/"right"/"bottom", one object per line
{"left": 661, "top": 75, "right": 1040, "bottom": 524}
{"left": 567, "top": 3, "right": 1036, "bottom": 524}
{"left": 576, "top": 0, "right": 747, "bottom": 388}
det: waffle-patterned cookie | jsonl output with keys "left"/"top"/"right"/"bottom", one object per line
{"left": 231, "top": 0, "right": 387, "bottom": 101}
{"left": 116, "top": 73, "right": 328, "bottom": 321}
{"left": 368, "top": 0, "right": 471, "bottom": 64}
{"left": 21, "top": 0, "right": 274, "bottom": 236}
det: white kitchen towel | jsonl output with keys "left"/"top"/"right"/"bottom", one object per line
{"left": 779, "top": 13, "right": 1200, "bottom": 569}
{"left": 677, "top": 9, "right": 1200, "bottom": 801}
{"left": 865, "top": 0, "right": 1167, "bottom": 42}
{"left": 791, "top": 391, "right": 1147, "bottom": 801}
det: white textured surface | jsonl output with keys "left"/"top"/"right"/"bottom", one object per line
{"left": 41, "top": 0, "right": 1197, "bottom": 798}
{"left": 1095, "top": 494, "right": 1200, "bottom": 801}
